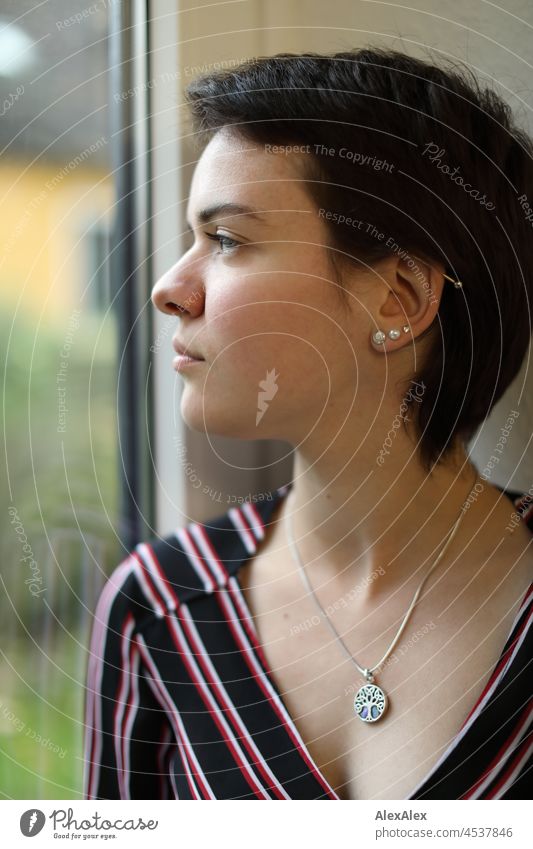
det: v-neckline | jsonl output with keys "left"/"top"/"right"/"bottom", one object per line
{"left": 229, "top": 482, "right": 532, "bottom": 800}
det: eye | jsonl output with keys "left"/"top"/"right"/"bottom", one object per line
{"left": 205, "top": 232, "right": 241, "bottom": 254}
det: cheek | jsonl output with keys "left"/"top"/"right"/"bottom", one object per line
{"left": 211, "top": 304, "right": 296, "bottom": 367}
{"left": 206, "top": 272, "right": 353, "bottom": 389}
{"left": 206, "top": 323, "right": 341, "bottom": 419}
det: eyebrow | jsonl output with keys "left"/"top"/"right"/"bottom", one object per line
{"left": 184, "top": 202, "right": 267, "bottom": 233}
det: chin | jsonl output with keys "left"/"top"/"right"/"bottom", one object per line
{"left": 180, "top": 393, "right": 277, "bottom": 441}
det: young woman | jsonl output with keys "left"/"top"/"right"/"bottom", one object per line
{"left": 84, "top": 47, "right": 533, "bottom": 800}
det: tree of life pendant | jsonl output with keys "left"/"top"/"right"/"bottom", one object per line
{"left": 353, "top": 673, "right": 388, "bottom": 722}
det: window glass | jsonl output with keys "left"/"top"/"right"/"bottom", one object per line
{"left": 0, "top": 1, "right": 119, "bottom": 798}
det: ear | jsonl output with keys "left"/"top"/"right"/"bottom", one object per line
{"left": 371, "top": 253, "right": 446, "bottom": 346}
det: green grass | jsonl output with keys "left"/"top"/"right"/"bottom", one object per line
{"left": 0, "top": 630, "right": 89, "bottom": 799}
{"left": 1, "top": 309, "right": 121, "bottom": 799}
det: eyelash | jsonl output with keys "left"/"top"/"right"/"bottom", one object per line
{"left": 205, "top": 232, "right": 241, "bottom": 254}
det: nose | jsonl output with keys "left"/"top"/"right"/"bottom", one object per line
{"left": 151, "top": 251, "right": 205, "bottom": 317}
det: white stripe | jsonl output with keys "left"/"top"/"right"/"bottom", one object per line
{"left": 114, "top": 615, "right": 136, "bottom": 799}
{"left": 169, "top": 766, "right": 180, "bottom": 800}
{"left": 241, "top": 502, "right": 265, "bottom": 540}
{"left": 228, "top": 507, "right": 257, "bottom": 554}
{"left": 491, "top": 738, "right": 533, "bottom": 799}
{"left": 140, "top": 545, "right": 272, "bottom": 796}
{"left": 138, "top": 645, "right": 203, "bottom": 800}
{"left": 135, "top": 543, "right": 272, "bottom": 796}
{"left": 467, "top": 705, "right": 533, "bottom": 799}
{"left": 497, "top": 606, "right": 533, "bottom": 682}
{"left": 174, "top": 527, "right": 217, "bottom": 592}
{"left": 136, "top": 544, "right": 176, "bottom": 611}
{"left": 230, "top": 574, "right": 261, "bottom": 640}
{"left": 165, "top": 613, "right": 271, "bottom": 798}
{"left": 131, "top": 556, "right": 165, "bottom": 618}
{"left": 223, "top": 577, "right": 309, "bottom": 736}
{"left": 122, "top": 645, "right": 141, "bottom": 800}
{"left": 180, "top": 603, "right": 291, "bottom": 799}
{"left": 224, "top": 575, "right": 341, "bottom": 799}
{"left": 135, "top": 634, "right": 215, "bottom": 799}
{"left": 408, "top": 604, "right": 533, "bottom": 798}
{"left": 84, "top": 559, "right": 133, "bottom": 797}
{"left": 84, "top": 557, "right": 135, "bottom": 799}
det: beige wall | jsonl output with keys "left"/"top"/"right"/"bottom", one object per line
{"left": 175, "top": 0, "right": 533, "bottom": 131}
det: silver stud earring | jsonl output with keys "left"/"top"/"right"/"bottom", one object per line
{"left": 372, "top": 330, "right": 386, "bottom": 345}
{"left": 388, "top": 328, "right": 401, "bottom": 340}
{"left": 402, "top": 325, "right": 410, "bottom": 333}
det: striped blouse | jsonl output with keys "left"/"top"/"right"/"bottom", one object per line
{"left": 84, "top": 482, "right": 533, "bottom": 800}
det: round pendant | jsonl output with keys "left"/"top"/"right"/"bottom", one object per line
{"left": 354, "top": 683, "right": 388, "bottom": 722}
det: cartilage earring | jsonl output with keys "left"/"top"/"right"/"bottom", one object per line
{"left": 388, "top": 329, "right": 401, "bottom": 340}
{"left": 372, "top": 330, "right": 386, "bottom": 345}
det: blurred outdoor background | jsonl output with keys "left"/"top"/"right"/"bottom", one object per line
{"left": 1, "top": 0, "right": 117, "bottom": 797}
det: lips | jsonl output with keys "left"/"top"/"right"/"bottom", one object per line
{"left": 172, "top": 339, "right": 204, "bottom": 360}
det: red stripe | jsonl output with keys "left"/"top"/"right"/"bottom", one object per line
{"left": 224, "top": 510, "right": 280, "bottom": 673}
{"left": 111, "top": 613, "right": 135, "bottom": 797}
{"left": 461, "top": 702, "right": 532, "bottom": 799}
{"left": 178, "top": 527, "right": 218, "bottom": 591}
{"left": 135, "top": 636, "right": 209, "bottom": 799}
{"left": 230, "top": 574, "right": 273, "bottom": 673}
{"left": 87, "top": 685, "right": 99, "bottom": 798}
{"left": 120, "top": 637, "right": 140, "bottom": 798}
{"left": 191, "top": 509, "right": 340, "bottom": 799}
{"left": 85, "top": 561, "right": 134, "bottom": 799}
{"left": 84, "top": 636, "right": 98, "bottom": 799}
{"left": 224, "top": 578, "right": 341, "bottom": 799}
{"left": 87, "top": 651, "right": 100, "bottom": 798}
{"left": 165, "top": 614, "right": 270, "bottom": 799}
{"left": 241, "top": 500, "right": 267, "bottom": 540}
{"left": 247, "top": 500, "right": 266, "bottom": 529}
{"left": 181, "top": 604, "right": 289, "bottom": 799}
{"left": 131, "top": 550, "right": 167, "bottom": 612}
{"left": 133, "top": 548, "right": 215, "bottom": 798}
{"left": 143, "top": 544, "right": 273, "bottom": 799}
{"left": 128, "top": 546, "right": 211, "bottom": 799}
{"left": 146, "top": 538, "right": 286, "bottom": 800}
{"left": 485, "top": 730, "right": 533, "bottom": 799}
{"left": 188, "top": 510, "right": 274, "bottom": 686}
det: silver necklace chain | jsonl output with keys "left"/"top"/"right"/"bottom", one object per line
{"left": 284, "top": 487, "right": 471, "bottom": 683}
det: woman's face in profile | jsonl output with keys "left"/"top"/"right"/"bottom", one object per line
{"left": 151, "top": 128, "right": 379, "bottom": 443}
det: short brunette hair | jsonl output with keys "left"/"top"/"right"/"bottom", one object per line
{"left": 185, "top": 47, "right": 533, "bottom": 472}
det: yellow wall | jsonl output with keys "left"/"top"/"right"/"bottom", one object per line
{"left": 0, "top": 159, "right": 113, "bottom": 326}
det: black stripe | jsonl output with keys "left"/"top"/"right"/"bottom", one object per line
{"left": 85, "top": 485, "right": 532, "bottom": 800}
{"left": 141, "top": 612, "right": 263, "bottom": 799}
{"left": 186, "top": 590, "right": 331, "bottom": 798}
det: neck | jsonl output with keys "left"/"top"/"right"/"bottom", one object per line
{"left": 279, "top": 437, "right": 481, "bottom": 598}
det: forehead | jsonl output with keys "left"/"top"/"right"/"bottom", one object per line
{"left": 188, "top": 128, "right": 315, "bottom": 215}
